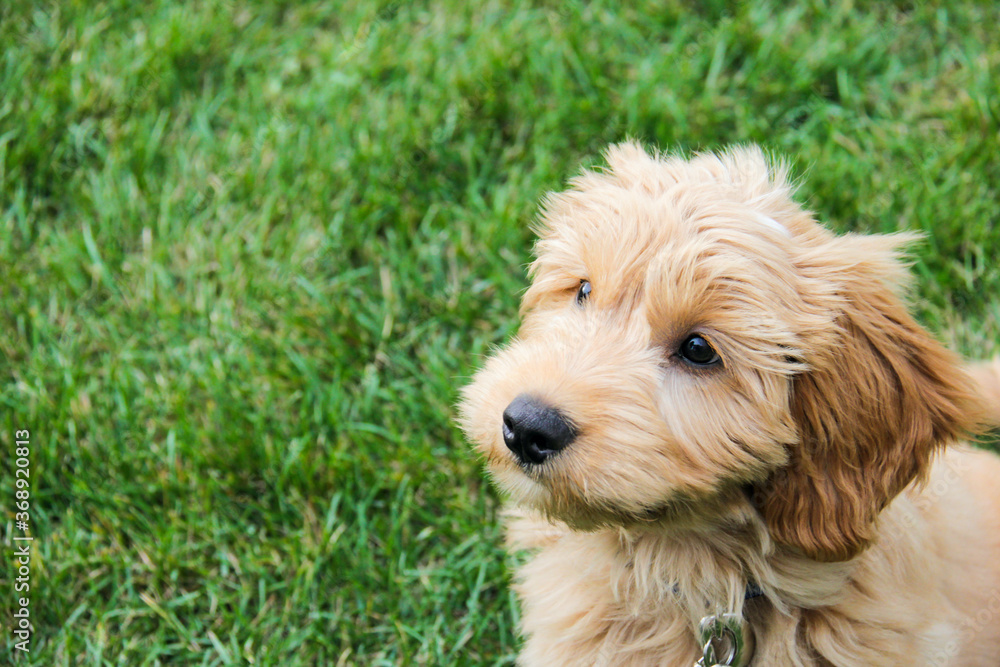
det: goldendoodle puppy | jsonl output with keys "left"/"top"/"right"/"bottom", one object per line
{"left": 459, "top": 143, "right": 1000, "bottom": 666}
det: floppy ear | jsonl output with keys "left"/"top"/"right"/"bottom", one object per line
{"left": 757, "top": 235, "right": 983, "bottom": 562}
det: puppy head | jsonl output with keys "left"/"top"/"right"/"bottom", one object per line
{"left": 459, "top": 142, "right": 981, "bottom": 560}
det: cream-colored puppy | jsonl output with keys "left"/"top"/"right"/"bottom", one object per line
{"left": 459, "top": 143, "right": 1000, "bottom": 666}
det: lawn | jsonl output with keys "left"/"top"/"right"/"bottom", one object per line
{"left": 1, "top": 1, "right": 998, "bottom": 664}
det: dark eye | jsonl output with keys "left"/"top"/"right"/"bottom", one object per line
{"left": 576, "top": 280, "right": 592, "bottom": 305}
{"left": 678, "top": 334, "right": 721, "bottom": 367}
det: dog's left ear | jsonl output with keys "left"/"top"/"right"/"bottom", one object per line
{"left": 756, "top": 233, "right": 984, "bottom": 562}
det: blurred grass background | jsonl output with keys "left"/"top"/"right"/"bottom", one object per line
{"left": 1, "top": 0, "right": 998, "bottom": 664}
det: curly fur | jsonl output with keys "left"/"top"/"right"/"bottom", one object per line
{"left": 458, "top": 142, "right": 1000, "bottom": 666}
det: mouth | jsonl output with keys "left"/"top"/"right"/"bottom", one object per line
{"left": 483, "top": 439, "right": 759, "bottom": 533}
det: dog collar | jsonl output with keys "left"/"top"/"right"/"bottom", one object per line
{"left": 671, "top": 582, "right": 763, "bottom": 600}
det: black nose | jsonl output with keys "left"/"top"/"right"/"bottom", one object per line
{"left": 501, "top": 394, "right": 576, "bottom": 465}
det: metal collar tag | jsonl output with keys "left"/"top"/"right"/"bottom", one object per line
{"left": 693, "top": 613, "right": 755, "bottom": 667}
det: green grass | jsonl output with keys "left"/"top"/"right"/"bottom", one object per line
{"left": 1, "top": 1, "right": 998, "bottom": 664}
